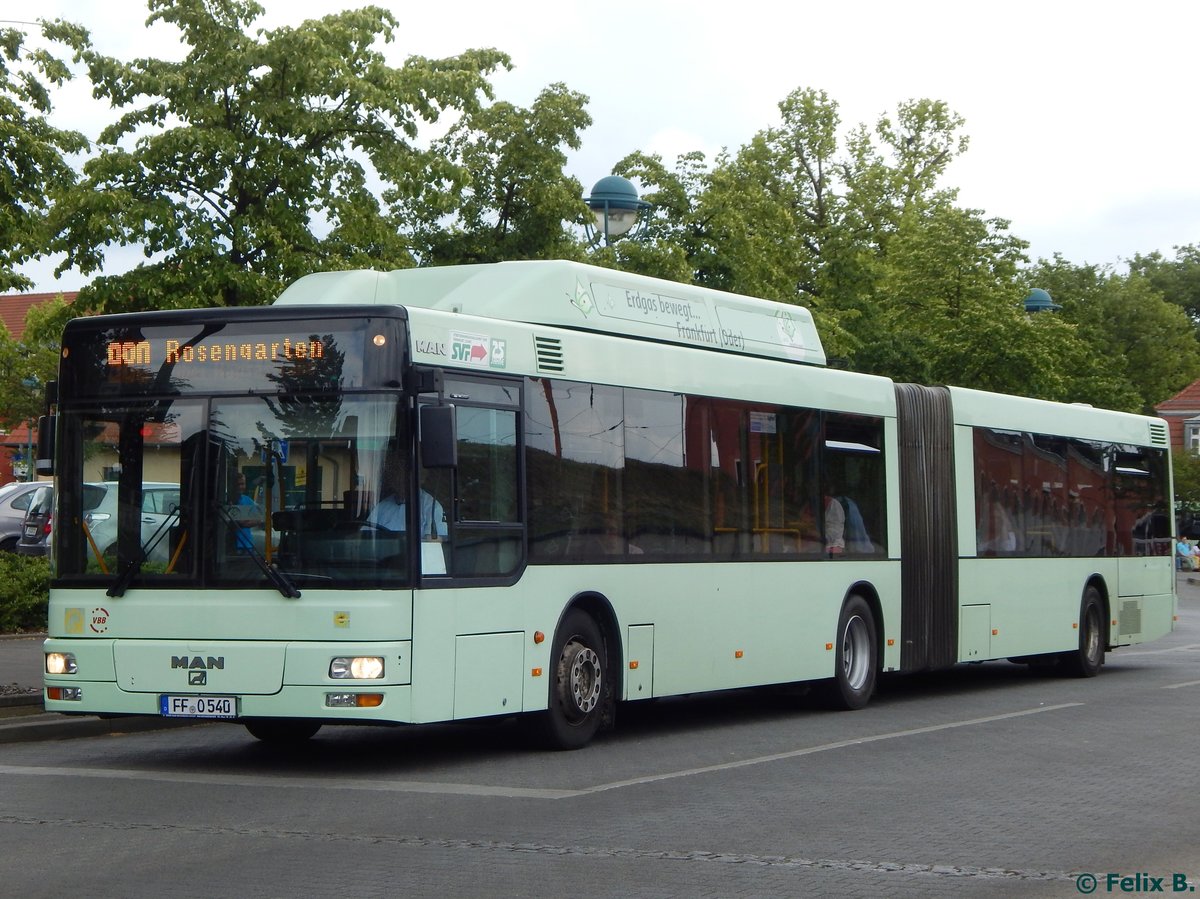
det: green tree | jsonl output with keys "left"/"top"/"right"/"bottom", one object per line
{"left": 609, "top": 90, "right": 860, "bottom": 351}
{"left": 1129, "top": 243, "right": 1200, "bottom": 327}
{"left": 407, "top": 83, "right": 592, "bottom": 265}
{"left": 0, "top": 22, "right": 87, "bottom": 291}
{"left": 854, "top": 200, "right": 1031, "bottom": 387}
{"left": 1030, "top": 255, "right": 1200, "bottom": 412}
{"left": 46, "top": 0, "right": 510, "bottom": 312}
{"left": 605, "top": 149, "right": 709, "bottom": 284}
{"left": 1172, "top": 452, "right": 1200, "bottom": 507}
{"left": 635, "top": 90, "right": 1030, "bottom": 376}
{"left": 0, "top": 295, "right": 73, "bottom": 430}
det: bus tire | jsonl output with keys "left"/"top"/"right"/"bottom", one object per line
{"left": 1060, "top": 587, "right": 1105, "bottom": 678}
{"left": 244, "top": 719, "right": 322, "bottom": 743}
{"left": 537, "top": 609, "right": 608, "bottom": 750}
{"left": 820, "top": 594, "right": 878, "bottom": 710}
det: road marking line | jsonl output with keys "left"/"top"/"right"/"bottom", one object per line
{"left": 580, "top": 703, "right": 1085, "bottom": 796}
{"left": 1162, "top": 679, "right": 1200, "bottom": 689}
{"left": 0, "top": 765, "right": 576, "bottom": 800}
{"left": 1117, "top": 643, "right": 1200, "bottom": 657}
{"left": 0, "top": 703, "right": 1084, "bottom": 801}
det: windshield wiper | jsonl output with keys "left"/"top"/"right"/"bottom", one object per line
{"left": 104, "top": 508, "right": 181, "bottom": 597}
{"left": 106, "top": 556, "right": 143, "bottom": 598}
{"left": 215, "top": 505, "right": 301, "bottom": 598}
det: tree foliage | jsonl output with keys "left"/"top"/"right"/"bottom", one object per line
{"left": 0, "top": 293, "right": 73, "bottom": 431}
{"left": 406, "top": 83, "right": 592, "bottom": 265}
{"left": 1173, "top": 451, "right": 1200, "bottom": 508}
{"left": 1029, "top": 255, "right": 1200, "bottom": 412}
{"left": 0, "top": 553, "right": 49, "bottom": 632}
{"left": 0, "top": 24, "right": 87, "bottom": 292}
{"left": 1129, "top": 244, "right": 1200, "bottom": 327}
{"left": 605, "top": 89, "right": 1198, "bottom": 414}
{"left": 46, "top": 0, "right": 511, "bottom": 312}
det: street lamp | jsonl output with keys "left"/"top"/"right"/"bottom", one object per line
{"left": 583, "top": 175, "right": 651, "bottom": 247}
{"left": 1023, "top": 287, "right": 1061, "bottom": 313}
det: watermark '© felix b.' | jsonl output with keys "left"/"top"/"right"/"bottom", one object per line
{"left": 1076, "top": 873, "right": 1196, "bottom": 894}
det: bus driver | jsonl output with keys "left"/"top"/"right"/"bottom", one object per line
{"left": 366, "top": 455, "right": 448, "bottom": 539}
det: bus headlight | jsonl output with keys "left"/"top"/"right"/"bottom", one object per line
{"left": 46, "top": 652, "right": 77, "bottom": 675}
{"left": 329, "top": 656, "right": 384, "bottom": 679}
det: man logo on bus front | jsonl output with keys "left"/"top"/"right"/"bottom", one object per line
{"left": 188, "top": 670, "right": 207, "bottom": 686}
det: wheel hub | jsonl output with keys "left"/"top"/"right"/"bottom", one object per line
{"left": 842, "top": 615, "right": 870, "bottom": 691}
{"left": 566, "top": 642, "right": 602, "bottom": 715}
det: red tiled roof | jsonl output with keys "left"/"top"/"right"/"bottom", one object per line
{"left": 1156, "top": 378, "right": 1200, "bottom": 413}
{"left": 1154, "top": 379, "right": 1200, "bottom": 450}
{"left": 0, "top": 290, "right": 77, "bottom": 340}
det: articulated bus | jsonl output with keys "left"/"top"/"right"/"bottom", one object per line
{"left": 42, "top": 261, "right": 1176, "bottom": 747}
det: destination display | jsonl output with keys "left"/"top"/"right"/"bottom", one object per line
{"left": 60, "top": 313, "right": 406, "bottom": 397}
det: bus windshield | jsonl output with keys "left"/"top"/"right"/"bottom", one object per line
{"left": 55, "top": 393, "right": 423, "bottom": 590}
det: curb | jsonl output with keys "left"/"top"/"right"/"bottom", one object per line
{"left": 0, "top": 684, "right": 203, "bottom": 744}
{"left": 0, "top": 710, "right": 202, "bottom": 744}
{"left": 0, "top": 692, "right": 41, "bottom": 709}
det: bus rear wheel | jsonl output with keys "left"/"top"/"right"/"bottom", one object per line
{"left": 820, "top": 595, "right": 878, "bottom": 710}
{"left": 537, "top": 609, "right": 609, "bottom": 750}
{"left": 244, "top": 719, "right": 322, "bottom": 743}
{"left": 1060, "top": 587, "right": 1105, "bottom": 678}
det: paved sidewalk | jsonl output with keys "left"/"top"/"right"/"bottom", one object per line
{"left": 0, "top": 632, "right": 43, "bottom": 699}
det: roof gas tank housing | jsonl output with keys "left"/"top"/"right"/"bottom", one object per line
{"left": 274, "top": 260, "right": 827, "bottom": 367}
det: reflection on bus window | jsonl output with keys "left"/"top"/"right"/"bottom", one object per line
{"left": 973, "top": 428, "right": 1169, "bottom": 558}
{"left": 525, "top": 378, "right": 886, "bottom": 563}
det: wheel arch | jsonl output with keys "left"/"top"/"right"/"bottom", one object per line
{"left": 845, "top": 580, "right": 885, "bottom": 672}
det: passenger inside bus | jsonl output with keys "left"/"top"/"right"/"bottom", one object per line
{"left": 228, "top": 471, "right": 262, "bottom": 551}
{"left": 820, "top": 466, "right": 850, "bottom": 556}
{"left": 837, "top": 495, "right": 874, "bottom": 554}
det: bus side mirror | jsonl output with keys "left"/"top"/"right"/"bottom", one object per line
{"left": 420, "top": 405, "right": 457, "bottom": 468}
{"left": 35, "top": 414, "right": 55, "bottom": 475}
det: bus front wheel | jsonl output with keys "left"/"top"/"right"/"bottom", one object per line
{"left": 1060, "top": 587, "right": 1105, "bottom": 678}
{"left": 537, "top": 609, "right": 609, "bottom": 750}
{"left": 820, "top": 595, "right": 878, "bottom": 710}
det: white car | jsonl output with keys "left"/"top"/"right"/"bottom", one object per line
{"left": 83, "top": 481, "right": 181, "bottom": 565}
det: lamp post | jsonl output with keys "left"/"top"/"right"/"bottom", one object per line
{"left": 20, "top": 376, "right": 39, "bottom": 482}
{"left": 583, "top": 175, "right": 651, "bottom": 247}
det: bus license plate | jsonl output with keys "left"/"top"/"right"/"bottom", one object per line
{"left": 160, "top": 695, "right": 237, "bottom": 718}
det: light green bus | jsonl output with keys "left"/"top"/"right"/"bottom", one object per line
{"left": 42, "top": 261, "right": 1176, "bottom": 747}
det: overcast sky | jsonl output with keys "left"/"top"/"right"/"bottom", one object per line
{"left": 14, "top": 0, "right": 1200, "bottom": 292}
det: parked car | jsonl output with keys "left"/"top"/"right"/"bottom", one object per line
{"left": 82, "top": 481, "right": 181, "bottom": 565}
{"left": 0, "top": 480, "right": 46, "bottom": 552}
{"left": 15, "top": 483, "right": 53, "bottom": 557}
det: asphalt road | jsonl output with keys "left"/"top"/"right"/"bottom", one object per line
{"left": 2, "top": 577, "right": 1199, "bottom": 897}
